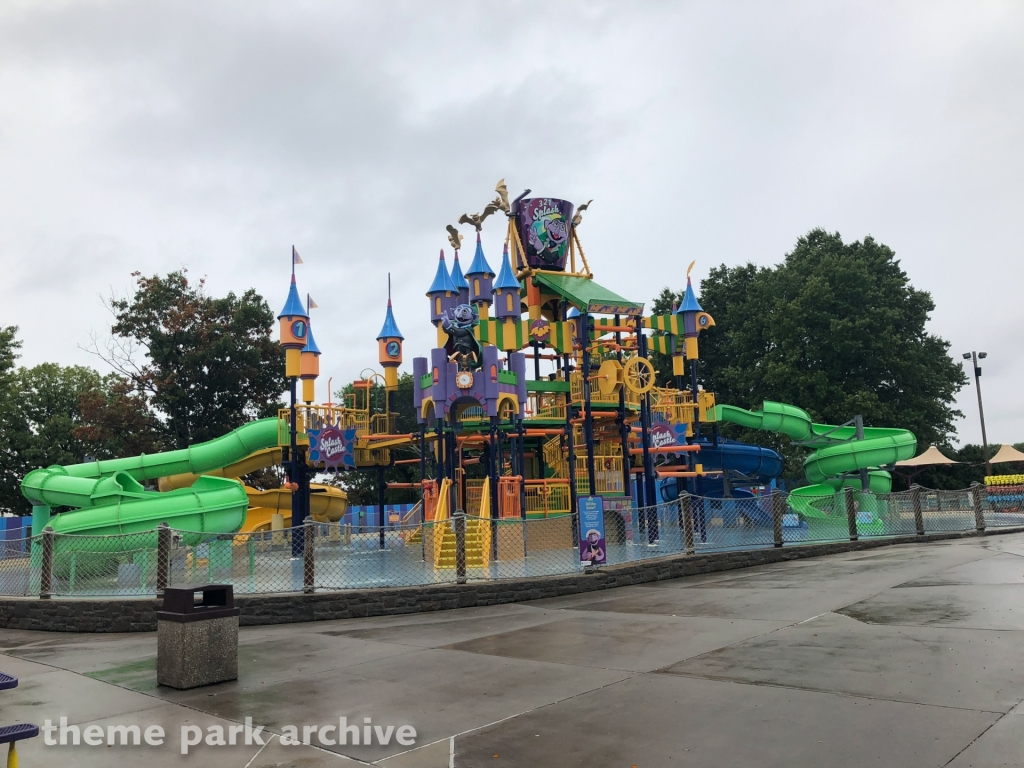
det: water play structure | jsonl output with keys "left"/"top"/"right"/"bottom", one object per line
{"left": 20, "top": 178, "right": 918, "bottom": 560}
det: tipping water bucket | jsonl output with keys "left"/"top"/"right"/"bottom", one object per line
{"left": 515, "top": 197, "right": 575, "bottom": 270}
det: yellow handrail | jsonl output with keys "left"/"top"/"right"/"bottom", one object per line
{"left": 479, "top": 480, "right": 491, "bottom": 519}
{"left": 478, "top": 478, "right": 492, "bottom": 567}
{"left": 400, "top": 500, "right": 423, "bottom": 527}
{"left": 432, "top": 478, "right": 451, "bottom": 567}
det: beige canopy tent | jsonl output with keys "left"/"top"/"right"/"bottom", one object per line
{"left": 989, "top": 444, "right": 1024, "bottom": 464}
{"left": 895, "top": 445, "right": 960, "bottom": 467}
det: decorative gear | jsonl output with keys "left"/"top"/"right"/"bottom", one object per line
{"left": 623, "top": 357, "right": 655, "bottom": 395}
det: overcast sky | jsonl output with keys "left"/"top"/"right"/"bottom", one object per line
{"left": 1, "top": 1, "right": 1022, "bottom": 447}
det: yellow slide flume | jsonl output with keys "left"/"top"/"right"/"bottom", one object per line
{"left": 156, "top": 446, "right": 348, "bottom": 533}
{"left": 243, "top": 485, "right": 349, "bottom": 531}
{"left": 157, "top": 447, "right": 284, "bottom": 490}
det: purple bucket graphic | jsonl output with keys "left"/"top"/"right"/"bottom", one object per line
{"left": 515, "top": 198, "right": 575, "bottom": 270}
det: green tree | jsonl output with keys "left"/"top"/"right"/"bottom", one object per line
{"left": 15, "top": 363, "right": 106, "bottom": 470}
{"left": 99, "top": 270, "right": 286, "bottom": 447}
{"left": 0, "top": 354, "right": 134, "bottom": 514}
{"left": 651, "top": 230, "right": 967, "bottom": 480}
{"left": 0, "top": 326, "right": 31, "bottom": 514}
{"left": 74, "top": 376, "right": 164, "bottom": 458}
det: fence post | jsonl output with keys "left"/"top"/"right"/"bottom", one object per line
{"left": 157, "top": 522, "right": 171, "bottom": 597}
{"left": 247, "top": 537, "right": 256, "bottom": 592}
{"left": 680, "top": 495, "right": 695, "bottom": 555}
{"left": 911, "top": 484, "right": 925, "bottom": 535}
{"left": 40, "top": 526, "right": 54, "bottom": 600}
{"left": 970, "top": 483, "right": 985, "bottom": 532}
{"left": 772, "top": 489, "right": 785, "bottom": 548}
{"left": 454, "top": 509, "right": 467, "bottom": 584}
{"left": 844, "top": 486, "right": 858, "bottom": 541}
{"left": 303, "top": 518, "right": 315, "bottom": 595}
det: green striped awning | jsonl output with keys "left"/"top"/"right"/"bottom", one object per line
{"left": 531, "top": 273, "right": 643, "bottom": 316}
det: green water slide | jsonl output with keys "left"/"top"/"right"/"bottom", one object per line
{"left": 20, "top": 418, "right": 281, "bottom": 547}
{"left": 714, "top": 401, "right": 916, "bottom": 517}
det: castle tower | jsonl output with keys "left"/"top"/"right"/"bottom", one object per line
{"left": 277, "top": 260, "right": 309, "bottom": 379}
{"left": 492, "top": 242, "right": 523, "bottom": 352}
{"left": 464, "top": 233, "right": 495, "bottom": 319}
{"left": 377, "top": 280, "right": 404, "bottom": 391}
{"left": 492, "top": 243, "right": 521, "bottom": 321}
{"left": 426, "top": 249, "right": 457, "bottom": 348}
{"left": 674, "top": 274, "right": 715, "bottom": 362}
{"left": 299, "top": 320, "right": 321, "bottom": 404}
{"left": 450, "top": 250, "right": 470, "bottom": 306}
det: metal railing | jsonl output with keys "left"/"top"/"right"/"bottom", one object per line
{"left": 524, "top": 480, "right": 572, "bottom": 517}
{"left": 575, "top": 456, "right": 625, "bottom": 495}
{"left": 1, "top": 484, "right": 1017, "bottom": 598}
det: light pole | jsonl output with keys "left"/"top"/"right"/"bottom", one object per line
{"left": 962, "top": 351, "right": 990, "bottom": 476}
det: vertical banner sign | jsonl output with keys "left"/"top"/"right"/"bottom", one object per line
{"left": 578, "top": 495, "right": 607, "bottom": 565}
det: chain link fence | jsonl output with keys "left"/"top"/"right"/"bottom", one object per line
{"left": 3, "top": 485, "right": 1021, "bottom": 598}
{"left": 0, "top": 534, "right": 31, "bottom": 596}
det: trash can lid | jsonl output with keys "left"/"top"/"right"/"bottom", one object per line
{"left": 160, "top": 583, "right": 238, "bottom": 622}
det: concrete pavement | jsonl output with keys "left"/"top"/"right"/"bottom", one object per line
{"left": 2, "top": 533, "right": 1024, "bottom": 766}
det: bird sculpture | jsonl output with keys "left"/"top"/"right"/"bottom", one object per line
{"left": 571, "top": 199, "right": 593, "bottom": 228}
{"left": 493, "top": 179, "right": 510, "bottom": 214}
{"left": 458, "top": 204, "right": 499, "bottom": 232}
{"left": 446, "top": 224, "right": 464, "bottom": 252}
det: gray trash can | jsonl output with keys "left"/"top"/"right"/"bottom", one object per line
{"left": 157, "top": 583, "right": 239, "bottom": 689}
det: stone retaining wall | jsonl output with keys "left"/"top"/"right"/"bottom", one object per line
{"left": 2, "top": 527, "right": 1020, "bottom": 633}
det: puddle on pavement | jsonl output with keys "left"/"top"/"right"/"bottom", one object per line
{"left": 85, "top": 657, "right": 158, "bottom": 691}
{"left": 837, "top": 599, "right": 972, "bottom": 626}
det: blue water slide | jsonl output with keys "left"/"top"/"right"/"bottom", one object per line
{"left": 695, "top": 439, "right": 784, "bottom": 484}
{"left": 657, "top": 439, "right": 784, "bottom": 526}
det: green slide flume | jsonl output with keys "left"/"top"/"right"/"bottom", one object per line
{"left": 21, "top": 418, "right": 281, "bottom": 546}
{"left": 714, "top": 401, "right": 916, "bottom": 517}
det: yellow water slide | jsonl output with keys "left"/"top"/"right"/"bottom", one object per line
{"left": 157, "top": 446, "right": 348, "bottom": 532}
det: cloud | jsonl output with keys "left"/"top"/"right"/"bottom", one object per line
{"left": 1, "top": 0, "right": 1022, "bottom": 446}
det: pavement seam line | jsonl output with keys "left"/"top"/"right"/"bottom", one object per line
{"left": 373, "top": 670, "right": 643, "bottom": 764}
{"left": 940, "top": 699, "right": 1024, "bottom": 767}
{"left": 242, "top": 733, "right": 276, "bottom": 768}
{"left": 242, "top": 733, "right": 375, "bottom": 767}
{"left": 797, "top": 612, "right": 827, "bottom": 624}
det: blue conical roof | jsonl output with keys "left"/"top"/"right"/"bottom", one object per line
{"left": 493, "top": 244, "right": 520, "bottom": 292}
{"left": 426, "top": 249, "right": 457, "bottom": 296}
{"left": 566, "top": 306, "right": 580, "bottom": 319}
{"left": 302, "top": 323, "right": 321, "bottom": 355}
{"left": 377, "top": 300, "right": 404, "bottom": 340}
{"left": 465, "top": 233, "right": 495, "bottom": 278}
{"left": 676, "top": 277, "right": 703, "bottom": 313}
{"left": 278, "top": 276, "right": 309, "bottom": 319}
{"left": 450, "top": 251, "right": 469, "bottom": 292}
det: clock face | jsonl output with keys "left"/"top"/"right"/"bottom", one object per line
{"left": 455, "top": 371, "right": 474, "bottom": 390}
{"left": 291, "top": 319, "right": 307, "bottom": 339}
{"left": 386, "top": 340, "right": 401, "bottom": 358}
